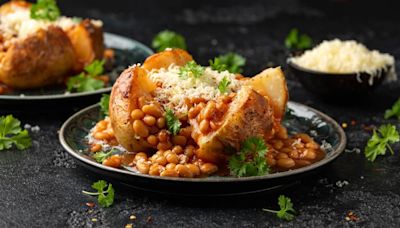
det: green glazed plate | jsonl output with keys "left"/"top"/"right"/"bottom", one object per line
{"left": 59, "top": 102, "right": 346, "bottom": 197}
{"left": 0, "top": 33, "right": 153, "bottom": 103}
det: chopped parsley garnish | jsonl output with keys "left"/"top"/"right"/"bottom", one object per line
{"left": 228, "top": 137, "right": 269, "bottom": 177}
{"left": 82, "top": 180, "right": 115, "bottom": 208}
{"left": 66, "top": 60, "right": 106, "bottom": 93}
{"left": 263, "top": 195, "right": 296, "bottom": 221}
{"left": 152, "top": 30, "right": 187, "bottom": 52}
{"left": 384, "top": 98, "right": 400, "bottom": 119}
{"left": 179, "top": 61, "right": 205, "bottom": 79}
{"left": 30, "top": 0, "right": 60, "bottom": 21}
{"left": 165, "top": 109, "right": 181, "bottom": 135}
{"left": 218, "top": 76, "right": 231, "bottom": 94}
{"left": 0, "top": 115, "right": 31, "bottom": 151}
{"left": 285, "top": 28, "right": 312, "bottom": 50}
{"left": 364, "top": 124, "right": 399, "bottom": 162}
{"left": 209, "top": 53, "right": 246, "bottom": 74}
{"left": 99, "top": 94, "right": 110, "bottom": 116}
{"left": 92, "top": 150, "right": 113, "bottom": 163}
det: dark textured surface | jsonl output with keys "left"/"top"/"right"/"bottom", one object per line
{"left": 1, "top": 0, "right": 400, "bottom": 227}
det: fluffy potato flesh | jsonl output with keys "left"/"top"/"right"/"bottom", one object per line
{"left": 0, "top": 26, "right": 75, "bottom": 89}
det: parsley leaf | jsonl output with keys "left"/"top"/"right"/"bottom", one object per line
{"left": 82, "top": 180, "right": 115, "bottom": 208}
{"left": 364, "top": 124, "right": 400, "bottom": 162}
{"left": 30, "top": 0, "right": 60, "bottom": 21}
{"left": 66, "top": 73, "right": 104, "bottom": 92}
{"left": 209, "top": 53, "right": 246, "bottom": 74}
{"left": 228, "top": 137, "right": 269, "bottom": 177}
{"left": 99, "top": 94, "right": 110, "bottom": 116}
{"left": 165, "top": 108, "right": 181, "bottom": 135}
{"left": 152, "top": 30, "right": 187, "bottom": 52}
{"left": 66, "top": 60, "right": 106, "bottom": 93}
{"left": 263, "top": 195, "right": 296, "bottom": 221}
{"left": 384, "top": 98, "right": 400, "bottom": 119}
{"left": 218, "top": 76, "right": 231, "bottom": 94}
{"left": 179, "top": 61, "right": 205, "bottom": 79}
{"left": 0, "top": 115, "right": 31, "bottom": 151}
{"left": 85, "top": 60, "right": 105, "bottom": 77}
{"left": 285, "top": 28, "right": 312, "bottom": 50}
{"left": 92, "top": 150, "right": 113, "bottom": 163}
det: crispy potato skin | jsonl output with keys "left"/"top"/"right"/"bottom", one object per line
{"left": 0, "top": 26, "right": 75, "bottom": 89}
{"left": 66, "top": 19, "right": 104, "bottom": 72}
{"left": 110, "top": 66, "right": 156, "bottom": 152}
{"left": 142, "top": 48, "right": 193, "bottom": 70}
{"left": 193, "top": 87, "right": 274, "bottom": 163}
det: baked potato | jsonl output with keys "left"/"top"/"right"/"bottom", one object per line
{"left": 0, "top": 0, "right": 104, "bottom": 89}
{"left": 109, "top": 49, "right": 288, "bottom": 163}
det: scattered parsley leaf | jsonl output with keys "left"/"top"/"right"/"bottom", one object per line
{"left": 85, "top": 60, "right": 105, "bottom": 77}
{"left": 99, "top": 94, "right": 110, "bottom": 116}
{"left": 165, "top": 108, "right": 181, "bottom": 135}
{"left": 0, "top": 115, "right": 31, "bottom": 151}
{"left": 82, "top": 180, "right": 115, "bottom": 208}
{"left": 179, "top": 61, "right": 205, "bottom": 79}
{"left": 285, "top": 28, "right": 312, "bottom": 50}
{"left": 218, "top": 76, "right": 231, "bottom": 94}
{"left": 384, "top": 98, "right": 400, "bottom": 119}
{"left": 263, "top": 195, "right": 296, "bottom": 221}
{"left": 228, "top": 137, "right": 269, "bottom": 177}
{"left": 152, "top": 30, "right": 187, "bottom": 52}
{"left": 364, "top": 124, "right": 399, "bottom": 162}
{"left": 92, "top": 150, "right": 113, "bottom": 163}
{"left": 30, "top": 0, "right": 60, "bottom": 21}
{"left": 66, "top": 73, "right": 104, "bottom": 93}
{"left": 66, "top": 60, "right": 106, "bottom": 93}
{"left": 209, "top": 53, "right": 246, "bottom": 73}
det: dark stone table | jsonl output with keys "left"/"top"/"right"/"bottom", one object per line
{"left": 1, "top": 0, "right": 400, "bottom": 227}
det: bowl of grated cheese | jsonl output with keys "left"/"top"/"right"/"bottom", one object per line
{"left": 287, "top": 39, "right": 396, "bottom": 98}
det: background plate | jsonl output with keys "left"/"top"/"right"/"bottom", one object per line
{"left": 0, "top": 33, "right": 153, "bottom": 108}
{"left": 59, "top": 101, "right": 346, "bottom": 197}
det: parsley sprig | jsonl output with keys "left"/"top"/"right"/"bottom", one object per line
{"left": 93, "top": 150, "right": 113, "bottom": 163}
{"left": 209, "top": 53, "right": 246, "bottom": 74}
{"left": 228, "top": 137, "right": 269, "bottom": 177}
{"left": 165, "top": 109, "right": 181, "bottom": 135}
{"left": 82, "top": 180, "right": 115, "bottom": 208}
{"left": 364, "top": 124, "right": 399, "bottom": 162}
{"left": 285, "top": 28, "right": 312, "bottom": 50}
{"left": 384, "top": 98, "right": 400, "bottom": 119}
{"left": 218, "top": 76, "right": 231, "bottom": 94}
{"left": 30, "top": 0, "right": 60, "bottom": 21}
{"left": 99, "top": 94, "right": 110, "bottom": 116}
{"left": 262, "top": 195, "right": 296, "bottom": 221}
{"left": 0, "top": 115, "right": 31, "bottom": 151}
{"left": 179, "top": 61, "right": 205, "bottom": 79}
{"left": 152, "top": 30, "right": 187, "bottom": 52}
{"left": 67, "top": 60, "right": 106, "bottom": 93}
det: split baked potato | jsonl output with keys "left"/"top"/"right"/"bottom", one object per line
{"left": 110, "top": 49, "right": 288, "bottom": 163}
{"left": 0, "top": 0, "right": 104, "bottom": 89}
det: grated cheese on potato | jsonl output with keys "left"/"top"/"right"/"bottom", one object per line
{"left": 290, "top": 39, "right": 396, "bottom": 84}
{"left": 149, "top": 64, "right": 241, "bottom": 114}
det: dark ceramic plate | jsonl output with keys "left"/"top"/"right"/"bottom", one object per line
{"left": 287, "top": 58, "right": 392, "bottom": 98}
{"left": 0, "top": 33, "right": 153, "bottom": 106}
{"left": 59, "top": 102, "right": 346, "bottom": 197}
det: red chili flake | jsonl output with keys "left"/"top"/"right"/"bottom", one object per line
{"left": 86, "top": 202, "right": 95, "bottom": 208}
{"left": 345, "top": 211, "right": 359, "bottom": 221}
{"left": 147, "top": 216, "right": 153, "bottom": 223}
{"left": 350, "top": 120, "right": 357, "bottom": 126}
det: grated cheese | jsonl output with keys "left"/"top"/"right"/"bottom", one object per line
{"left": 0, "top": 5, "right": 101, "bottom": 41}
{"left": 149, "top": 64, "right": 241, "bottom": 114}
{"left": 290, "top": 39, "right": 396, "bottom": 84}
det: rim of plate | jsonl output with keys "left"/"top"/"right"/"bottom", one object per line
{"left": 59, "top": 101, "right": 347, "bottom": 183}
{"left": 0, "top": 33, "right": 153, "bottom": 101}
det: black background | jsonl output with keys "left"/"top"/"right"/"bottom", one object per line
{"left": 1, "top": 0, "right": 400, "bottom": 227}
